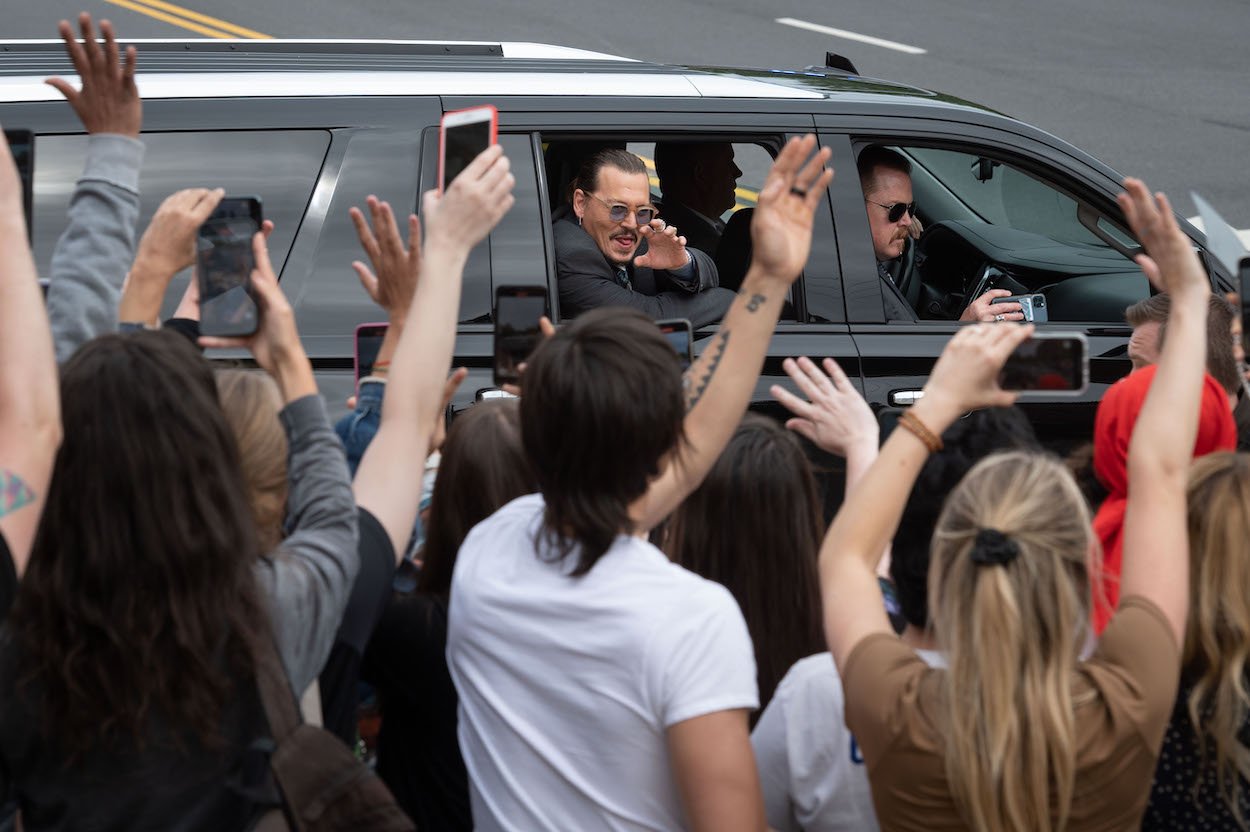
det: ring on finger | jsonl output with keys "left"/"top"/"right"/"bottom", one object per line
{"left": 994, "top": 314, "right": 1004, "bottom": 322}
{"left": 789, "top": 186, "right": 807, "bottom": 198}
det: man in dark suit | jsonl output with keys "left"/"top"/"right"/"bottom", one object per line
{"left": 654, "top": 141, "right": 742, "bottom": 258}
{"left": 556, "top": 148, "right": 734, "bottom": 328}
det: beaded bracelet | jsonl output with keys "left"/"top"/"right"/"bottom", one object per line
{"left": 898, "top": 410, "right": 943, "bottom": 454}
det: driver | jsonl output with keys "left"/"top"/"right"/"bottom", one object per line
{"left": 859, "top": 145, "right": 1023, "bottom": 322}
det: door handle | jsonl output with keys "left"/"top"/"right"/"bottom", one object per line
{"left": 889, "top": 390, "right": 924, "bottom": 406}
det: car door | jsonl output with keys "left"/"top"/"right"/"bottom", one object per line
{"left": 825, "top": 124, "right": 1217, "bottom": 450}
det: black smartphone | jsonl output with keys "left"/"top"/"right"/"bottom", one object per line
{"left": 354, "top": 322, "right": 388, "bottom": 389}
{"left": 657, "top": 318, "right": 694, "bottom": 370}
{"left": 197, "top": 197, "right": 263, "bottom": 338}
{"left": 1239, "top": 257, "right": 1250, "bottom": 365}
{"left": 4, "top": 130, "right": 33, "bottom": 243}
{"left": 998, "top": 332, "right": 1088, "bottom": 396}
{"left": 493, "top": 286, "right": 549, "bottom": 387}
{"left": 439, "top": 105, "right": 497, "bottom": 193}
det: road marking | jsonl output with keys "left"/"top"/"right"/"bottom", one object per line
{"left": 104, "top": 0, "right": 271, "bottom": 39}
{"left": 1187, "top": 216, "right": 1250, "bottom": 249}
{"left": 776, "top": 17, "right": 926, "bottom": 56}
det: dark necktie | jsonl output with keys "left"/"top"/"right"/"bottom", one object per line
{"left": 614, "top": 266, "right": 631, "bottom": 290}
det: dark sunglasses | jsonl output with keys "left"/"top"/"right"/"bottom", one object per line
{"left": 866, "top": 199, "right": 917, "bottom": 223}
{"left": 585, "top": 191, "right": 656, "bottom": 225}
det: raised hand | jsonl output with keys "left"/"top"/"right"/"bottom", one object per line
{"left": 634, "top": 219, "right": 690, "bottom": 271}
{"left": 771, "top": 356, "right": 877, "bottom": 457}
{"left": 1118, "top": 178, "right": 1208, "bottom": 301}
{"left": 748, "top": 135, "right": 834, "bottom": 284}
{"left": 46, "top": 14, "right": 141, "bottom": 137}
{"left": 920, "top": 323, "right": 1034, "bottom": 419}
{"left": 349, "top": 195, "right": 421, "bottom": 325}
{"left": 421, "top": 144, "right": 515, "bottom": 254}
{"left": 119, "top": 188, "right": 223, "bottom": 325}
{"left": 961, "top": 288, "right": 1023, "bottom": 323}
{"left": 199, "top": 233, "right": 315, "bottom": 402}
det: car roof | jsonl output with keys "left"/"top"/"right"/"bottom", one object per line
{"left": 0, "top": 38, "right": 992, "bottom": 113}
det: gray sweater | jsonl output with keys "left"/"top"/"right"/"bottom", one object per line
{"left": 46, "top": 133, "right": 144, "bottom": 364}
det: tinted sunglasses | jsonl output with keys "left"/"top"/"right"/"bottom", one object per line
{"left": 866, "top": 199, "right": 917, "bottom": 223}
{"left": 585, "top": 191, "right": 656, "bottom": 225}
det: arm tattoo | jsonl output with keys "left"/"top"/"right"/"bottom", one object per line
{"left": 745, "top": 292, "right": 767, "bottom": 313}
{"left": 685, "top": 329, "right": 730, "bottom": 412}
{"left": 0, "top": 471, "right": 34, "bottom": 518}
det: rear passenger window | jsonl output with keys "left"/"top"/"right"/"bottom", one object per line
{"left": 489, "top": 134, "right": 546, "bottom": 297}
{"left": 32, "top": 130, "right": 330, "bottom": 279}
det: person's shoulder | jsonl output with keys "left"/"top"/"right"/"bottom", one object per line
{"left": 457, "top": 494, "right": 543, "bottom": 560}
{"left": 552, "top": 214, "right": 600, "bottom": 262}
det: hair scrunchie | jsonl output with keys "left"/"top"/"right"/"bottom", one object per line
{"left": 970, "top": 528, "right": 1020, "bottom": 567}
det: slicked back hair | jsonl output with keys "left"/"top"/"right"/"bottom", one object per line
{"left": 13, "top": 330, "right": 266, "bottom": 760}
{"left": 520, "top": 307, "right": 686, "bottom": 576}
{"left": 574, "top": 148, "right": 648, "bottom": 195}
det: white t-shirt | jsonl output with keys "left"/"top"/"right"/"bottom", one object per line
{"left": 447, "top": 493, "right": 758, "bottom": 831}
{"left": 751, "top": 648, "right": 943, "bottom": 832}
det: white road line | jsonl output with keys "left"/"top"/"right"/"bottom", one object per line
{"left": 1187, "top": 216, "right": 1250, "bottom": 249}
{"left": 776, "top": 17, "right": 927, "bottom": 56}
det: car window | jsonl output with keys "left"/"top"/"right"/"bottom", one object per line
{"left": 32, "top": 130, "right": 330, "bottom": 281}
{"left": 489, "top": 134, "right": 546, "bottom": 298}
{"left": 868, "top": 143, "right": 1148, "bottom": 323}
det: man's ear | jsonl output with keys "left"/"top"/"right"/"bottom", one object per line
{"left": 572, "top": 188, "right": 587, "bottom": 220}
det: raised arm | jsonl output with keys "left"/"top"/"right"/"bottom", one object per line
{"left": 1116, "top": 179, "right": 1210, "bottom": 646}
{"left": 353, "top": 145, "right": 515, "bottom": 557}
{"left": 629, "top": 135, "right": 833, "bottom": 530}
{"left": 0, "top": 130, "right": 60, "bottom": 577}
{"left": 44, "top": 15, "right": 145, "bottom": 362}
{"left": 819, "top": 323, "right": 1031, "bottom": 672}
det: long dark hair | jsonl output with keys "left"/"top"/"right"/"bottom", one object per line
{"left": 665, "top": 414, "right": 824, "bottom": 715}
{"left": 11, "top": 331, "right": 267, "bottom": 757}
{"left": 522, "top": 308, "right": 687, "bottom": 576}
{"left": 418, "top": 399, "right": 534, "bottom": 597}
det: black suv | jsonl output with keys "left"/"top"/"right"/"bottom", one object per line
{"left": 4, "top": 40, "right": 1234, "bottom": 447}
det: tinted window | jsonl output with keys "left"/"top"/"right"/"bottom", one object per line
{"left": 489, "top": 134, "right": 546, "bottom": 296}
{"left": 33, "top": 130, "right": 330, "bottom": 282}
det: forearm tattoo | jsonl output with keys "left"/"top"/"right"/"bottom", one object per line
{"left": 745, "top": 292, "right": 767, "bottom": 313}
{"left": 685, "top": 329, "right": 730, "bottom": 412}
{"left": 0, "top": 471, "right": 34, "bottom": 518}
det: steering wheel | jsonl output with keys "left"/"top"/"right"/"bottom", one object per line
{"left": 963, "top": 262, "right": 1007, "bottom": 316}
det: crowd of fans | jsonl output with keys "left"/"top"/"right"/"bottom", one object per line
{"left": 2, "top": 14, "right": 1250, "bottom": 832}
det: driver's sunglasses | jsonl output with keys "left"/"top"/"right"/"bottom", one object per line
{"left": 584, "top": 191, "right": 657, "bottom": 225}
{"left": 866, "top": 199, "right": 917, "bottom": 223}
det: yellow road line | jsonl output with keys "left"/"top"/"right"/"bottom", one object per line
{"left": 104, "top": 0, "right": 270, "bottom": 39}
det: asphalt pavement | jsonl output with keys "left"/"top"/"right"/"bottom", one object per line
{"left": 5, "top": 0, "right": 1250, "bottom": 229}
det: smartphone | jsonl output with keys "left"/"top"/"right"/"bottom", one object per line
{"left": 354, "top": 322, "right": 388, "bottom": 388}
{"left": 439, "top": 105, "right": 498, "bottom": 193}
{"left": 197, "top": 196, "right": 263, "bottom": 338}
{"left": 991, "top": 293, "right": 1049, "bottom": 323}
{"left": 998, "top": 332, "right": 1088, "bottom": 395}
{"left": 4, "top": 130, "right": 33, "bottom": 243}
{"left": 1239, "top": 257, "right": 1250, "bottom": 367}
{"left": 657, "top": 318, "right": 694, "bottom": 370}
{"left": 493, "top": 285, "right": 549, "bottom": 387}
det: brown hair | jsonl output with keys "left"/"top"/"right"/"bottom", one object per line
{"left": 215, "top": 369, "right": 288, "bottom": 552}
{"left": 521, "top": 307, "right": 686, "bottom": 576}
{"left": 857, "top": 144, "right": 912, "bottom": 195}
{"left": 930, "top": 451, "right": 1092, "bottom": 831}
{"left": 574, "top": 148, "right": 648, "bottom": 195}
{"left": 1125, "top": 293, "right": 1239, "bottom": 396}
{"left": 1183, "top": 452, "right": 1250, "bottom": 824}
{"left": 665, "top": 414, "right": 824, "bottom": 715}
{"left": 418, "top": 399, "right": 535, "bottom": 597}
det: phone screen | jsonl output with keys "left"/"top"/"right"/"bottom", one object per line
{"left": 4, "top": 130, "right": 33, "bottom": 243}
{"left": 355, "top": 323, "right": 389, "bottom": 385}
{"left": 441, "top": 111, "right": 494, "bottom": 190}
{"left": 657, "top": 319, "right": 694, "bottom": 370}
{"left": 494, "top": 288, "right": 548, "bottom": 386}
{"left": 998, "top": 335, "right": 1087, "bottom": 393}
{"left": 198, "top": 197, "right": 262, "bottom": 338}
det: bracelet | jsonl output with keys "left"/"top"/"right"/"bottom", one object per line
{"left": 371, "top": 360, "right": 390, "bottom": 376}
{"left": 898, "top": 410, "right": 943, "bottom": 454}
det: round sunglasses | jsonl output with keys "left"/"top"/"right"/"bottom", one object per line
{"left": 865, "top": 199, "right": 917, "bottom": 223}
{"left": 584, "top": 191, "right": 657, "bottom": 225}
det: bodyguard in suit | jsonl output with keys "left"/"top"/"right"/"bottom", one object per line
{"left": 654, "top": 141, "right": 742, "bottom": 258}
{"left": 555, "top": 148, "right": 734, "bottom": 328}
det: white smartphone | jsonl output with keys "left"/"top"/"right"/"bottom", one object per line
{"left": 439, "top": 105, "right": 498, "bottom": 193}
{"left": 998, "top": 332, "right": 1089, "bottom": 396}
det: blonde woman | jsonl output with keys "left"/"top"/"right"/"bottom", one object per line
{"left": 1143, "top": 452, "right": 1250, "bottom": 828}
{"left": 818, "top": 179, "right": 1208, "bottom": 831}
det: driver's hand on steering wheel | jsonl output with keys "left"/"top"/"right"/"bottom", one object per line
{"left": 961, "top": 288, "right": 1024, "bottom": 323}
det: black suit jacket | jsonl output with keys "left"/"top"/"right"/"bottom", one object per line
{"left": 554, "top": 215, "right": 733, "bottom": 328}
{"left": 657, "top": 199, "right": 722, "bottom": 260}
